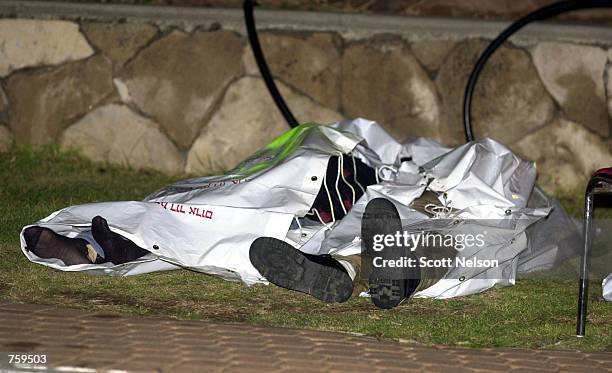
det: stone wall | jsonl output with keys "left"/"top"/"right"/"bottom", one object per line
{"left": 1, "top": 4, "right": 611, "bottom": 195}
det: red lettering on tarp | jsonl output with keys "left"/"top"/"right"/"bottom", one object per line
{"left": 168, "top": 204, "right": 185, "bottom": 214}
{"left": 158, "top": 202, "right": 213, "bottom": 221}
{"left": 155, "top": 202, "right": 169, "bottom": 209}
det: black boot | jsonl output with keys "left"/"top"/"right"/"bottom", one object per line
{"left": 361, "top": 198, "right": 421, "bottom": 309}
{"left": 23, "top": 226, "right": 91, "bottom": 266}
{"left": 91, "top": 216, "right": 150, "bottom": 265}
{"left": 249, "top": 237, "right": 353, "bottom": 303}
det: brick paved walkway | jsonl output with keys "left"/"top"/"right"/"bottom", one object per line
{"left": 0, "top": 302, "right": 610, "bottom": 373}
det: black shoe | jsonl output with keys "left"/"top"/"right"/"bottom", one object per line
{"left": 361, "top": 198, "right": 420, "bottom": 309}
{"left": 249, "top": 237, "right": 353, "bottom": 303}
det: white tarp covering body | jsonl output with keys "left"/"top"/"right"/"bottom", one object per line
{"left": 20, "top": 119, "right": 607, "bottom": 299}
{"left": 604, "top": 274, "right": 612, "bottom": 301}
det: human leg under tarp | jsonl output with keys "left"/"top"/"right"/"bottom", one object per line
{"left": 23, "top": 216, "right": 149, "bottom": 266}
{"left": 23, "top": 226, "right": 91, "bottom": 266}
{"left": 247, "top": 152, "right": 379, "bottom": 303}
{"left": 90, "top": 216, "right": 151, "bottom": 264}
{"left": 361, "top": 198, "right": 422, "bottom": 309}
{"left": 249, "top": 237, "right": 355, "bottom": 303}
{"left": 248, "top": 195, "right": 453, "bottom": 308}
{"left": 248, "top": 235, "right": 422, "bottom": 307}
{"left": 248, "top": 199, "right": 418, "bottom": 307}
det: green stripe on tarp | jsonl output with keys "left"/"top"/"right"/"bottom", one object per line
{"left": 232, "top": 123, "right": 320, "bottom": 176}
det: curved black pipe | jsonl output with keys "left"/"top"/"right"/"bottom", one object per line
{"left": 463, "top": 0, "right": 612, "bottom": 142}
{"left": 243, "top": 0, "right": 299, "bottom": 128}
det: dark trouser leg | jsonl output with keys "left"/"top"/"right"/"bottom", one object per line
{"left": 332, "top": 255, "right": 365, "bottom": 297}
{"left": 338, "top": 254, "right": 438, "bottom": 300}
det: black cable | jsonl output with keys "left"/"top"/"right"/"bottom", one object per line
{"left": 463, "top": 0, "right": 612, "bottom": 142}
{"left": 243, "top": 0, "right": 299, "bottom": 128}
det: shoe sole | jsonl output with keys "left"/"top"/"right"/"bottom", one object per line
{"left": 249, "top": 237, "right": 353, "bottom": 303}
{"left": 362, "top": 198, "right": 417, "bottom": 309}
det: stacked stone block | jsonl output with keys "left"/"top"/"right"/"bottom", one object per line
{"left": 0, "top": 16, "right": 611, "bottom": 194}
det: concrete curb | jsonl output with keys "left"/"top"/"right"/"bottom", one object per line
{"left": 0, "top": 0, "right": 612, "bottom": 46}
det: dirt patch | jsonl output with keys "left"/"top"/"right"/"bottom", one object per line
{"left": 89, "top": 313, "right": 123, "bottom": 319}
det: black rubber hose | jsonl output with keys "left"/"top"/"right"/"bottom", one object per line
{"left": 243, "top": 0, "right": 299, "bottom": 128}
{"left": 463, "top": 0, "right": 612, "bottom": 142}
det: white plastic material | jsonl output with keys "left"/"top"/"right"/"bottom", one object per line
{"left": 604, "top": 274, "right": 612, "bottom": 301}
{"left": 20, "top": 118, "right": 606, "bottom": 299}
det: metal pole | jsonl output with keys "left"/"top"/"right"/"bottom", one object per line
{"left": 577, "top": 182, "right": 595, "bottom": 337}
